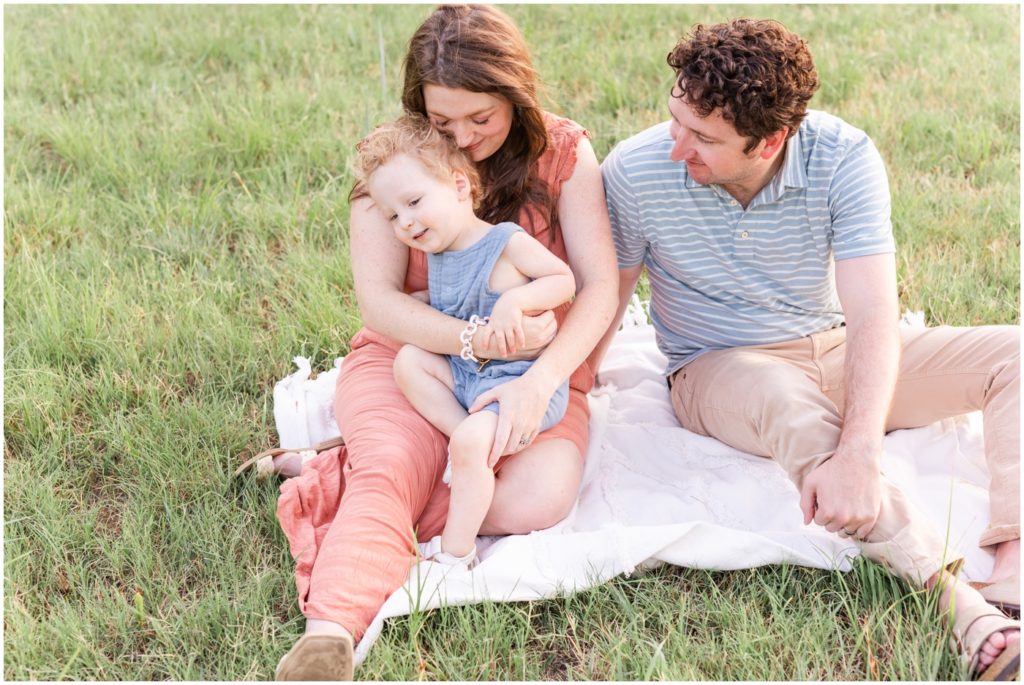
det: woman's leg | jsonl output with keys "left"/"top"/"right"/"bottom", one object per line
{"left": 278, "top": 341, "right": 449, "bottom": 640}
{"left": 480, "top": 438, "right": 583, "bottom": 535}
{"left": 478, "top": 388, "right": 588, "bottom": 535}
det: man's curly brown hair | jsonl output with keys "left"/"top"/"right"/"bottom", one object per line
{"left": 667, "top": 19, "right": 819, "bottom": 153}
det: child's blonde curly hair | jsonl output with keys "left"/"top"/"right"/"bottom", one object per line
{"left": 354, "top": 114, "right": 482, "bottom": 209}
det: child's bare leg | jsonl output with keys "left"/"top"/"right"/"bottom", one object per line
{"left": 442, "top": 410, "right": 499, "bottom": 557}
{"left": 393, "top": 344, "right": 467, "bottom": 437}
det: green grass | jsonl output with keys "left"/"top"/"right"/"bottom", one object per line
{"left": 4, "top": 4, "right": 1018, "bottom": 680}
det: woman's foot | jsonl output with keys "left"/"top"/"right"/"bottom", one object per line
{"left": 235, "top": 437, "right": 346, "bottom": 478}
{"left": 276, "top": 621, "right": 354, "bottom": 681}
{"left": 269, "top": 451, "right": 307, "bottom": 478}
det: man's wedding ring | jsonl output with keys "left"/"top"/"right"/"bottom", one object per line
{"left": 519, "top": 437, "right": 529, "bottom": 446}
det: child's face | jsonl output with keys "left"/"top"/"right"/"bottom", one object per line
{"left": 368, "top": 153, "right": 472, "bottom": 254}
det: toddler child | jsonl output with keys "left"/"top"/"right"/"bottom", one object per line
{"left": 354, "top": 115, "right": 576, "bottom": 568}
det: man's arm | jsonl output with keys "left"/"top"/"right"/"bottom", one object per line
{"left": 799, "top": 253, "right": 900, "bottom": 538}
{"left": 589, "top": 264, "right": 645, "bottom": 373}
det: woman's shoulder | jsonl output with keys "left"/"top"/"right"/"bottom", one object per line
{"left": 538, "top": 111, "right": 591, "bottom": 186}
{"left": 542, "top": 111, "right": 589, "bottom": 149}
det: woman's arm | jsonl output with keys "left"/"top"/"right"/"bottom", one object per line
{"left": 589, "top": 263, "right": 645, "bottom": 373}
{"left": 349, "top": 196, "right": 556, "bottom": 357}
{"left": 468, "top": 136, "right": 620, "bottom": 462}
{"left": 526, "top": 136, "right": 619, "bottom": 391}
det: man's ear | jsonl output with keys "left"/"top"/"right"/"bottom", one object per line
{"left": 453, "top": 169, "right": 473, "bottom": 200}
{"left": 760, "top": 127, "right": 789, "bottom": 160}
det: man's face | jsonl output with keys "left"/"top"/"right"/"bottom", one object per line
{"left": 667, "top": 89, "right": 764, "bottom": 187}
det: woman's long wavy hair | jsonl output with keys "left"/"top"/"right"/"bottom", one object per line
{"left": 401, "top": 4, "right": 555, "bottom": 240}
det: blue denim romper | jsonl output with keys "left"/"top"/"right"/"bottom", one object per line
{"left": 428, "top": 221, "right": 569, "bottom": 431}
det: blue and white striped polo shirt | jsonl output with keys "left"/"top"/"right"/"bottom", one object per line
{"left": 602, "top": 109, "right": 896, "bottom": 375}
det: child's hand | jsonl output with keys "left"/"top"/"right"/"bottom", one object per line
{"left": 487, "top": 293, "right": 525, "bottom": 357}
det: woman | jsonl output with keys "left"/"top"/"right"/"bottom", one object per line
{"left": 271, "top": 5, "right": 618, "bottom": 679}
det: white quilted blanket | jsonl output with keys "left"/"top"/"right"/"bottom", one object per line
{"left": 273, "top": 309, "right": 994, "bottom": 664}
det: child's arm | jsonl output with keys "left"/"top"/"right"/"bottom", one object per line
{"left": 488, "top": 232, "right": 576, "bottom": 356}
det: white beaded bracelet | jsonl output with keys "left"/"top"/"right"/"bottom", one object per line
{"left": 459, "top": 315, "right": 490, "bottom": 363}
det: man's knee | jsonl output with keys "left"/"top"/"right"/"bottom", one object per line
{"left": 988, "top": 325, "right": 1020, "bottom": 375}
{"left": 990, "top": 324, "right": 1020, "bottom": 356}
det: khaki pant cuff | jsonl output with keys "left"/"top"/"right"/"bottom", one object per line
{"left": 858, "top": 528, "right": 965, "bottom": 588}
{"left": 979, "top": 523, "right": 1020, "bottom": 548}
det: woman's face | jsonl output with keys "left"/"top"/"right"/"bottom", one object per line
{"left": 423, "top": 85, "right": 514, "bottom": 162}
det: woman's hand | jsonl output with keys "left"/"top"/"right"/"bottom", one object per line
{"left": 474, "top": 310, "right": 556, "bottom": 361}
{"left": 467, "top": 372, "right": 556, "bottom": 466}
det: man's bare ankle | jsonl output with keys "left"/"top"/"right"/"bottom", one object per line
{"left": 986, "top": 539, "right": 1021, "bottom": 583}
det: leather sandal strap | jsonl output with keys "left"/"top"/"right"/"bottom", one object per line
{"left": 954, "top": 603, "right": 1020, "bottom": 671}
{"left": 233, "top": 446, "right": 287, "bottom": 476}
{"left": 234, "top": 435, "right": 346, "bottom": 477}
{"left": 313, "top": 435, "right": 346, "bottom": 451}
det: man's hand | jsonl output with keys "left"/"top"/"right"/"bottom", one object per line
{"left": 799, "top": 437, "right": 883, "bottom": 540}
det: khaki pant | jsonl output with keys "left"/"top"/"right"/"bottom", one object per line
{"left": 670, "top": 325, "right": 1020, "bottom": 585}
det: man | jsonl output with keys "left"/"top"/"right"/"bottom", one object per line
{"left": 597, "top": 18, "right": 1019, "bottom": 679}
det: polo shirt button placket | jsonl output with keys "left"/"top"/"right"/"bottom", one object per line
{"left": 735, "top": 227, "right": 753, "bottom": 259}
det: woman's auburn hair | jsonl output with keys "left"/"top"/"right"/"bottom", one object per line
{"left": 400, "top": 4, "right": 556, "bottom": 241}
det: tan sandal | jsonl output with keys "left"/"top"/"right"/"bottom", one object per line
{"left": 951, "top": 601, "right": 1021, "bottom": 681}
{"left": 971, "top": 575, "right": 1021, "bottom": 618}
{"left": 235, "top": 436, "right": 346, "bottom": 478}
{"left": 275, "top": 632, "right": 354, "bottom": 681}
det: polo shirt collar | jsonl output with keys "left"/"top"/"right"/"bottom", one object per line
{"left": 776, "top": 126, "right": 808, "bottom": 190}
